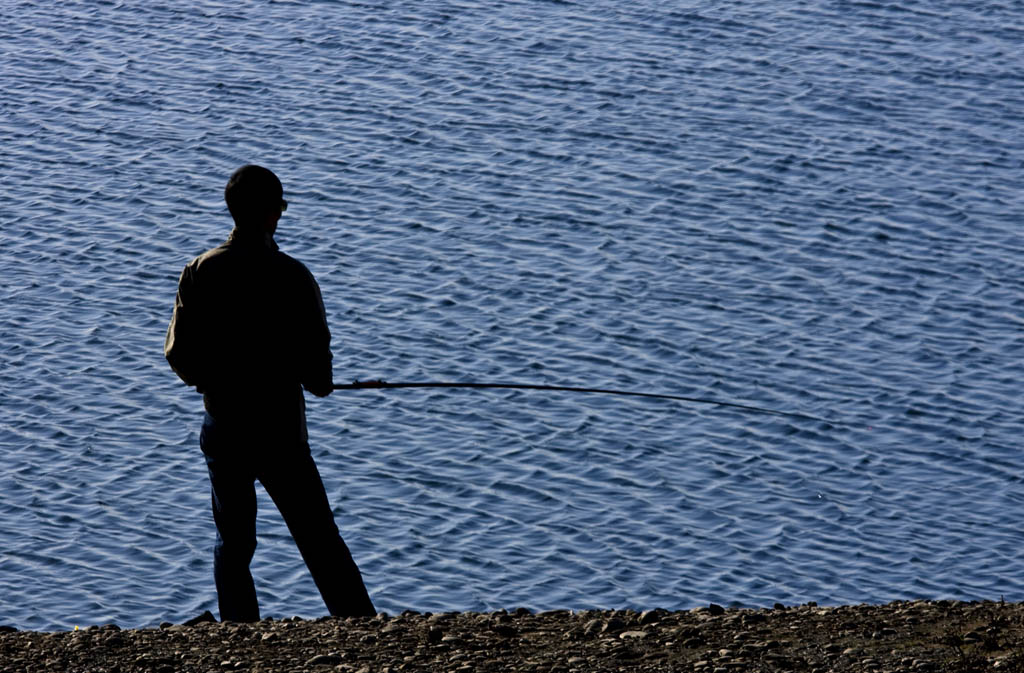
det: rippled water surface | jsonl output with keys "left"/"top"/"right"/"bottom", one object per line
{"left": 2, "top": 1, "right": 1023, "bottom": 631}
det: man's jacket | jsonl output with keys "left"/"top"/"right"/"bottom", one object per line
{"left": 165, "top": 227, "right": 333, "bottom": 441}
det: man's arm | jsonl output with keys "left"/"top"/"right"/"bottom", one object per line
{"left": 165, "top": 264, "right": 207, "bottom": 392}
{"left": 298, "top": 266, "right": 334, "bottom": 398}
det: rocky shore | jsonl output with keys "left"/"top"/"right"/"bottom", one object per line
{"left": 3, "top": 600, "right": 1023, "bottom": 672}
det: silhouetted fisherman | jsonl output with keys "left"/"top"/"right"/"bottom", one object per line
{"left": 165, "top": 165, "right": 374, "bottom": 621}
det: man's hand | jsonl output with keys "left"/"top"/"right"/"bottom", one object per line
{"left": 304, "top": 381, "right": 333, "bottom": 398}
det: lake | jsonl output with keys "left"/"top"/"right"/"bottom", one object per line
{"left": 1, "top": 0, "right": 1022, "bottom": 631}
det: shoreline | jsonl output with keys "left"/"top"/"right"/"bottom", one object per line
{"left": 2, "top": 600, "right": 1020, "bottom": 672}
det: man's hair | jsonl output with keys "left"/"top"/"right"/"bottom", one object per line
{"left": 224, "top": 164, "right": 283, "bottom": 227}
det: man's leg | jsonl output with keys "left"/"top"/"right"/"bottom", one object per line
{"left": 261, "top": 447, "right": 375, "bottom": 617}
{"left": 201, "top": 414, "right": 261, "bottom": 622}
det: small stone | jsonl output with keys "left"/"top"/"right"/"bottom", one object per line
{"left": 619, "top": 630, "right": 648, "bottom": 640}
{"left": 104, "top": 634, "right": 127, "bottom": 647}
{"left": 306, "top": 653, "right": 343, "bottom": 666}
{"left": 708, "top": 604, "right": 726, "bottom": 616}
{"left": 493, "top": 624, "right": 517, "bottom": 638}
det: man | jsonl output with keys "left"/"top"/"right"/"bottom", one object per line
{"left": 165, "top": 164, "right": 374, "bottom": 621}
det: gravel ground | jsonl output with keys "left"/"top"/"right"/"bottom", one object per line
{"left": 3, "top": 600, "right": 1024, "bottom": 672}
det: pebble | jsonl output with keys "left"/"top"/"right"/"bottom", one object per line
{"left": 492, "top": 624, "right": 517, "bottom": 638}
{"left": 1, "top": 600, "right": 1020, "bottom": 673}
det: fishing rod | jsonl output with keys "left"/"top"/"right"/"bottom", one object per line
{"left": 332, "top": 379, "right": 836, "bottom": 425}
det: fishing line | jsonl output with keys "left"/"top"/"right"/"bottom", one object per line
{"left": 332, "top": 379, "right": 838, "bottom": 425}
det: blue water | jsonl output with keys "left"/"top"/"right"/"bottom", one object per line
{"left": 2, "top": 1, "right": 1023, "bottom": 631}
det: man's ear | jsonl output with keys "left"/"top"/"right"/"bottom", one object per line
{"left": 264, "top": 209, "right": 281, "bottom": 235}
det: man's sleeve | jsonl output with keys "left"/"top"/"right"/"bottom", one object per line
{"left": 164, "top": 264, "right": 205, "bottom": 392}
{"left": 299, "top": 267, "right": 334, "bottom": 396}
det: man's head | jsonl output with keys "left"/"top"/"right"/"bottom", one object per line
{"left": 224, "top": 165, "right": 287, "bottom": 232}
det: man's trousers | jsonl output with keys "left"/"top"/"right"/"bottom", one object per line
{"left": 200, "top": 413, "right": 375, "bottom": 622}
